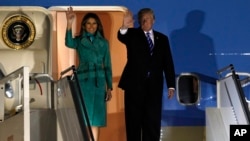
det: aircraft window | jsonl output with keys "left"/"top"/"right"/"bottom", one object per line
{"left": 177, "top": 73, "right": 200, "bottom": 105}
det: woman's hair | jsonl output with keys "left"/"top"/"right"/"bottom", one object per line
{"left": 137, "top": 8, "right": 155, "bottom": 26}
{"left": 79, "top": 12, "right": 105, "bottom": 37}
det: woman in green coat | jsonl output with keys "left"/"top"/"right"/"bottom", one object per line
{"left": 65, "top": 7, "right": 113, "bottom": 141}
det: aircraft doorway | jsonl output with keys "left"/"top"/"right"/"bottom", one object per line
{"left": 49, "top": 6, "right": 127, "bottom": 114}
{"left": 49, "top": 6, "right": 127, "bottom": 141}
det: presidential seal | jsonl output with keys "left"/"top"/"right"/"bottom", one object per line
{"left": 2, "top": 14, "right": 36, "bottom": 50}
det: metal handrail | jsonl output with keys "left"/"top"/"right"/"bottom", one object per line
{"left": 0, "top": 66, "right": 30, "bottom": 141}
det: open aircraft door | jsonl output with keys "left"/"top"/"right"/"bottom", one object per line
{"left": 0, "top": 6, "right": 127, "bottom": 141}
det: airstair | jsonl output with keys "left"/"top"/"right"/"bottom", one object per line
{"left": 0, "top": 66, "right": 93, "bottom": 141}
{"left": 206, "top": 64, "right": 250, "bottom": 141}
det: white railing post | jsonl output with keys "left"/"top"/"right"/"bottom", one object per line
{"left": 0, "top": 84, "right": 4, "bottom": 122}
{"left": 23, "top": 66, "right": 30, "bottom": 141}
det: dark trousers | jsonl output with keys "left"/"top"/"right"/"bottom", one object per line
{"left": 124, "top": 78, "right": 163, "bottom": 141}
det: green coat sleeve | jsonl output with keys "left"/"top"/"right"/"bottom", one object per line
{"left": 104, "top": 42, "right": 113, "bottom": 90}
{"left": 65, "top": 30, "right": 77, "bottom": 49}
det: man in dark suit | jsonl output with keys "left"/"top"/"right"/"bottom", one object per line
{"left": 117, "top": 8, "right": 176, "bottom": 141}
